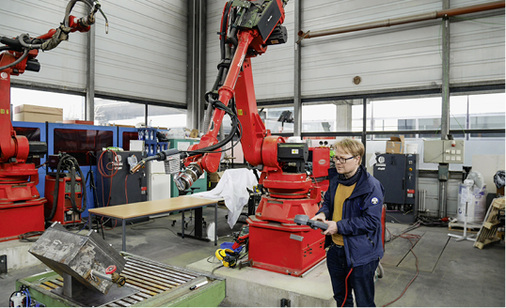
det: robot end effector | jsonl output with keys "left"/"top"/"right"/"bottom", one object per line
{"left": 129, "top": 148, "right": 202, "bottom": 192}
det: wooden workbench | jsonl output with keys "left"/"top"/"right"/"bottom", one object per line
{"left": 88, "top": 195, "right": 220, "bottom": 251}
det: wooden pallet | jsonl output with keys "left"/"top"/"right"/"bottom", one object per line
{"left": 448, "top": 222, "right": 481, "bottom": 233}
{"left": 474, "top": 197, "right": 505, "bottom": 249}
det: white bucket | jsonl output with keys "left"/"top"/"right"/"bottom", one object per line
{"left": 406, "top": 143, "right": 418, "bottom": 154}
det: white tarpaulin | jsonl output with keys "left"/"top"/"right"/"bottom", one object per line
{"left": 193, "top": 168, "right": 258, "bottom": 228}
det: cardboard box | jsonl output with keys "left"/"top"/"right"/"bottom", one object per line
{"left": 386, "top": 136, "right": 404, "bottom": 154}
{"left": 14, "top": 104, "right": 63, "bottom": 123}
{"left": 63, "top": 120, "right": 93, "bottom": 125}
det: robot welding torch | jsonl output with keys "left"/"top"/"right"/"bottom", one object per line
{"left": 130, "top": 148, "right": 181, "bottom": 174}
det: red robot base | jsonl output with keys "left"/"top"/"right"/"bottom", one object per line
{"left": 247, "top": 216, "right": 326, "bottom": 276}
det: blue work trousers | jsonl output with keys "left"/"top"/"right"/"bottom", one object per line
{"left": 326, "top": 244, "right": 379, "bottom": 307}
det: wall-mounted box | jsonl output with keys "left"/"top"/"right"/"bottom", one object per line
{"left": 423, "top": 140, "right": 465, "bottom": 164}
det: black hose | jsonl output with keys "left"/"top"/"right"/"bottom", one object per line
{"left": 185, "top": 0, "right": 244, "bottom": 158}
{"left": 0, "top": 48, "right": 28, "bottom": 72}
{"left": 46, "top": 154, "right": 87, "bottom": 222}
{"left": 64, "top": 0, "right": 94, "bottom": 27}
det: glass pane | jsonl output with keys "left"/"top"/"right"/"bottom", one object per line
{"left": 468, "top": 93, "right": 505, "bottom": 115}
{"left": 302, "top": 104, "right": 336, "bottom": 132}
{"left": 452, "top": 92, "right": 505, "bottom": 138}
{"left": 450, "top": 117, "right": 466, "bottom": 138}
{"left": 94, "top": 98, "right": 145, "bottom": 126}
{"left": 147, "top": 105, "right": 187, "bottom": 129}
{"left": 302, "top": 100, "right": 363, "bottom": 133}
{"left": 11, "top": 88, "right": 84, "bottom": 121}
{"left": 263, "top": 106, "right": 294, "bottom": 133}
{"left": 352, "top": 104, "right": 366, "bottom": 132}
{"left": 369, "top": 97, "right": 442, "bottom": 138}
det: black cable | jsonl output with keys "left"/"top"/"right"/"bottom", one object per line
{"left": 0, "top": 48, "right": 29, "bottom": 71}
{"left": 47, "top": 153, "right": 87, "bottom": 221}
{"left": 184, "top": 102, "right": 240, "bottom": 156}
{"left": 211, "top": 264, "right": 224, "bottom": 275}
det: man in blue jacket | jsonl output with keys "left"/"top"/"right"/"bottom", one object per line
{"left": 313, "top": 138, "right": 384, "bottom": 307}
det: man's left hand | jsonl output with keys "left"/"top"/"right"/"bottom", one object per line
{"left": 322, "top": 221, "right": 338, "bottom": 236}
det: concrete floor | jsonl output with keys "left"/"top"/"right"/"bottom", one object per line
{"left": 0, "top": 207, "right": 504, "bottom": 307}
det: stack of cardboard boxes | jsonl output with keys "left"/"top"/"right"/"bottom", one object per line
{"left": 14, "top": 104, "right": 63, "bottom": 123}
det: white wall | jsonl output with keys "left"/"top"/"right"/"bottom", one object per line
{"left": 206, "top": 0, "right": 504, "bottom": 101}
{"left": 1, "top": 0, "right": 188, "bottom": 105}
{"left": 2, "top": 1, "right": 88, "bottom": 89}
{"left": 205, "top": 0, "right": 295, "bottom": 101}
{"left": 94, "top": 0, "right": 188, "bottom": 104}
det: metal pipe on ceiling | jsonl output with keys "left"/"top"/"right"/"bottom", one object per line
{"left": 297, "top": 1, "right": 505, "bottom": 42}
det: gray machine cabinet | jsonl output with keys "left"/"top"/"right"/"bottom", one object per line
{"left": 374, "top": 153, "right": 418, "bottom": 223}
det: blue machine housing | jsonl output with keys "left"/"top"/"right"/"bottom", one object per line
{"left": 47, "top": 123, "right": 117, "bottom": 218}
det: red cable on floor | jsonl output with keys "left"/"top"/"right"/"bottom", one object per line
{"left": 341, "top": 268, "right": 354, "bottom": 307}
{"left": 382, "top": 233, "right": 421, "bottom": 307}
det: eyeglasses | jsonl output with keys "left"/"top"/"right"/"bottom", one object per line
{"left": 332, "top": 156, "right": 356, "bottom": 164}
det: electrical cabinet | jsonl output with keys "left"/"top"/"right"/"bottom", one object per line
{"left": 96, "top": 151, "right": 147, "bottom": 206}
{"left": 374, "top": 153, "right": 418, "bottom": 223}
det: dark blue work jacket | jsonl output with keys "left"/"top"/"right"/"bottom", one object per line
{"left": 316, "top": 165, "right": 385, "bottom": 267}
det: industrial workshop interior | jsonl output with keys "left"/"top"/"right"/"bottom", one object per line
{"left": 0, "top": 0, "right": 504, "bottom": 307}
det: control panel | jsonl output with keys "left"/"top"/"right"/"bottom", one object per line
{"left": 423, "top": 140, "right": 465, "bottom": 164}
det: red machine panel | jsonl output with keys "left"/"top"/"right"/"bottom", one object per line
{"left": 44, "top": 175, "right": 83, "bottom": 225}
{"left": 247, "top": 216, "right": 326, "bottom": 276}
{"left": 0, "top": 199, "right": 45, "bottom": 241}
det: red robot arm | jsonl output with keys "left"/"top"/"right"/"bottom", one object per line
{"left": 174, "top": 0, "right": 290, "bottom": 191}
{"left": 0, "top": 0, "right": 107, "bottom": 163}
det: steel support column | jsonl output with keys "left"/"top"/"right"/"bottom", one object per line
{"left": 85, "top": 26, "right": 95, "bottom": 122}
{"left": 438, "top": 0, "right": 451, "bottom": 218}
{"left": 186, "top": 0, "right": 207, "bottom": 131}
{"left": 293, "top": 0, "right": 302, "bottom": 136}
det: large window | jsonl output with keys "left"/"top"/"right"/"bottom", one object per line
{"left": 11, "top": 88, "right": 84, "bottom": 120}
{"left": 361, "top": 93, "right": 504, "bottom": 139}
{"left": 368, "top": 97, "right": 442, "bottom": 136}
{"left": 302, "top": 100, "right": 363, "bottom": 133}
{"left": 147, "top": 105, "right": 187, "bottom": 129}
{"left": 302, "top": 103, "right": 336, "bottom": 132}
{"left": 94, "top": 98, "right": 145, "bottom": 126}
{"left": 263, "top": 106, "right": 294, "bottom": 133}
{"left": 466, "top": 93, "right": 505, "bottom": 138}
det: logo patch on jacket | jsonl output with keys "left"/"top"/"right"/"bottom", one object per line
{"left": 371, "top": 197, "right": 379, "bottom": 205}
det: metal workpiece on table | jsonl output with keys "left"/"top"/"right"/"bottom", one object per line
{"left": 28, "top": 222, "right": 126, "bottom": 295}
{"left": 16, "top": 252, "right": 226, "bottom": 307}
